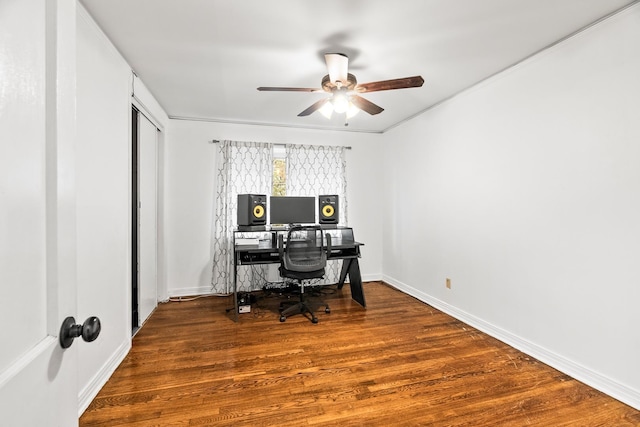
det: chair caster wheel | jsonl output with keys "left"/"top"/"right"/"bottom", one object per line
{"left": 311, "top": 317, "right": 318, "bottom": 324}
{"left": 280, "top": 316, "right": 286, "bottom": 322}
{"left": 325, "top": 307, "right": 331, "bottom": 314}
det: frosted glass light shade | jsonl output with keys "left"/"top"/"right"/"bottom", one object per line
{"left": 332, "top": 93, "right": 349, "bottom": 113}
{"left": 346, "top": 102, "right": 360, "bottom": 118}
{"left": 319, "top": 102, "right": 333, "bottom": 119}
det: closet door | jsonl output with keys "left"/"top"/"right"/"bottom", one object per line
{"left": 138, "top": 113, "right": 158, "bottom": 325}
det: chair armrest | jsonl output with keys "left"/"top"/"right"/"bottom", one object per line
{"left": 325, "top": 233, "right": 332, "bottom": 255}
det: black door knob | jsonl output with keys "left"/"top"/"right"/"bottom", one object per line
{"left": 59, "top": 316, "right": 101, "bottom": 349}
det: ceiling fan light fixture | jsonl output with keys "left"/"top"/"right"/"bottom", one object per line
{"left": 319, "top": 102, "right": 333, "bottom": 119}
{"left": 346, "top": 102, "right": 360, "bottom": 119}
{"left": 332, "top": 92, "right": 349, "bottom": 114}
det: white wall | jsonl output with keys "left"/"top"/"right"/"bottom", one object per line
{"left": 382, "top": 5, "right": 640, "bottom": 409}
{"left": 76, "top": 5, "right": 169, "bottom": 413}
{"left": 76, "top": 8, "right": 131, "bottom": 412}
{"left": 164, "top": 120, "right": 383, "bottom": 297}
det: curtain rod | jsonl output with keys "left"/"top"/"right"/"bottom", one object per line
{"left": 209, "top": 139, "right": 351, "bottom": 150}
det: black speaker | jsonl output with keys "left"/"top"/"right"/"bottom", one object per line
{"left": 237, "top": 194, "right": 267, "bottom": 226}
{"left": 318, "top": 195, "right": 339, "bottom": 224}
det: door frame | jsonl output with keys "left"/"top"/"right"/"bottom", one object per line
{"left": 131, "top": 106, "right": 140, "bottom": 333}
{"left": 130, "top": 105, "right": 159, "bottom": 333}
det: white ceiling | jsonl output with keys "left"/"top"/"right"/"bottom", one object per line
{"left": 79, "top": 0, "right": 636, "bottom": 133}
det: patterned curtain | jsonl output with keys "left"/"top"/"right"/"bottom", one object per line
{"left": 211, "top": 140, "right": 272, "bottom": 293}
{"left": 286, "top": 144, "right": 348, "bottom": 284}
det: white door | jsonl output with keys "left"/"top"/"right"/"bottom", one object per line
{"left": 0, "top": 0, "right": 81, "bottom": 425}
{"left": 138, "top": 114, "right": 158, "bottom": 325}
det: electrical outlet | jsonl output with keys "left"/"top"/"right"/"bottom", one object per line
{"left": 446, "top": 278, "right": 451, "bottom": 289}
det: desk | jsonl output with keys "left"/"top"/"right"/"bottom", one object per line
{"left": 230, "top": 227, "right": 366, "bottom": 321}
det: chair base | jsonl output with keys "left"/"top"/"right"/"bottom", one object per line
{"left": 279, "top": 297, "right": 330, "bottom": 324}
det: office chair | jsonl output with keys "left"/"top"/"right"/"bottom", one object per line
{"left": 277, "top": 225, "right": 332, "bottom": 323}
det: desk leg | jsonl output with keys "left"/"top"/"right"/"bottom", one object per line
{"left": 337, "top": 259, "right": 351, "bottom": 290}
{"left": 337, "top": 258, "right": 366, "bottom": 308}
{"left": 232, "top": 253, "right": 239, "bottom": 322}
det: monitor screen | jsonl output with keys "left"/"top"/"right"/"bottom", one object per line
{"left": 269, "top": 196, "right": 316, "bottom": 225}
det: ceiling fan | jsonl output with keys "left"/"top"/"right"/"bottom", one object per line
{"left": 257, "top": 53, "right": 424, "bottom": 119}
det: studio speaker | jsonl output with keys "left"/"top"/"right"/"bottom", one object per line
{"left": 318, "top": 195, "right": 339, "bottom": 224}
{"left": 237, "top": 194, "right": 267, "bottom": 226}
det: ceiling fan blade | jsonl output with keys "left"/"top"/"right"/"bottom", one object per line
{"left": 350, "top": 95, "right": 384, "bottom": 115}
{"left": 356, "top": 75, "right": 424, "bottom": 93}
{"left": 325, "top": 53, "right": 349, "bottom": 85}
{"left": 257, "top": 87, "right": 321, "bottom": 92}
{"left": 298, "top": 98, "right": 330, "bottom": 117}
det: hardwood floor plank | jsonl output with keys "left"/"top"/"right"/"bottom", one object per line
{"left": 80, "top": 282, "right": 640, "bottom": 426}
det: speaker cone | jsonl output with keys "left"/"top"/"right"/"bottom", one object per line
{"left": 253, "top": 205, "right": 265, "bottom": 219}
{"left": 322, "top": 205, "right": 334, "bottom": 218}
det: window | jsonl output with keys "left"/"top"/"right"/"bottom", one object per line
{"left": 272, "top": 144, "right": 286, "bottom": 196}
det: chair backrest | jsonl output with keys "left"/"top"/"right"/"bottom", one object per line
{"left": 279, "top": 225, "right": 327, "bottom": 274}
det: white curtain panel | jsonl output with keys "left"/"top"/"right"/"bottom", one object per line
{"left": 286, "top": 144, "right": 348, "bottom": 285}
{"left": 211, "top": 140, "right": 273, "bottom": 293}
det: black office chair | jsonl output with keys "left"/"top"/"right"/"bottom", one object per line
{"left": 277, "top": 225, "right": 332, "bottom": 323}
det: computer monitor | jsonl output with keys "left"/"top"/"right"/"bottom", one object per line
{"left": 269, "top": 196, "right": 316, "bottom": 225}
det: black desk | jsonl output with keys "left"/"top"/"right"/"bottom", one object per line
{"left": 231, "top": 227, "right": 366, "bottom": 321}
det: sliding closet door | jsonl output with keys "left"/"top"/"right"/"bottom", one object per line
{"left": 137, "top": 112, "right": 158, "bottom": 326}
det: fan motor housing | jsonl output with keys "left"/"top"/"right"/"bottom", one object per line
{"left": 322, "top": 73, "right": 357, "bottom": 92}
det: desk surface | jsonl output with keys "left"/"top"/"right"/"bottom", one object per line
{"left": 234, "top": 226, "right": 361, "bottom": 259}
{"left": 235, "top": 239, "right": 363, "bottom": 252}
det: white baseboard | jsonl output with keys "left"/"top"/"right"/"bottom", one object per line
{"left": 382, "top": 274, "right": 640, "bottom": 411}
{"left": 78, "top": 339, "right": 131, "bottom": 416}
{"left": 361, "top": 273, "right": 382, "bottom": 282}
{"left": 168, "top": 286, "right": 216, "bottom": 298}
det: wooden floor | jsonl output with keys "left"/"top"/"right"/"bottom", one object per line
{"left": 80, "top": 282, "right": 640, "bottom": 426}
